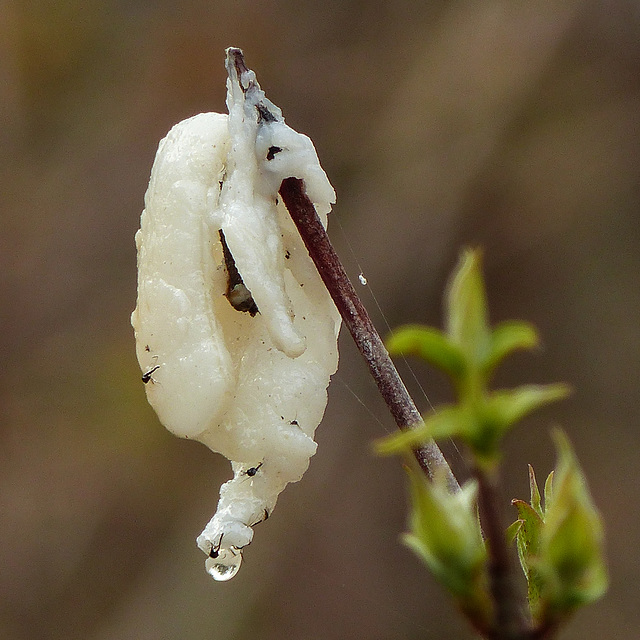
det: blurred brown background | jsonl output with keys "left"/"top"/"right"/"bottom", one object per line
{"left": 1, "top": 1, "right": 638, "bottom": 638}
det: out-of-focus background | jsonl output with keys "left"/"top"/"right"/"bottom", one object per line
{"left": 1, "top": 1, "right": 638, "bottom": 638}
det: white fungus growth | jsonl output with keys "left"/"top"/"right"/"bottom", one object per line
{"left": 131, "top": 49, "right": 340, "bottom": 580}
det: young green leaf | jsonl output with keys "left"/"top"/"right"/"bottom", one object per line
{"left": 544, "top": 470, "right": 555, "bottom": 514}
{"left": 528, "top": 464, "right": 543, "bottom": 519}
{"left": 445, "top": 249, "right": 491, "bottom": 366}
{"left": 454, "top": 384, "right": 569, "bottom": 466}
{"left": 486, "top": 384, "right": 571, "bottom": 434}
{"left": 386, "top": 325, "right": 466, "bottom": 380}
{"left": 485, "top": 320, "right": 539, "bottom": 376}
{"left": 375, "top": 406, "right": 473, "bottom": 456}
{"left": 511, "top": 498, "right": 545, "bottom": 616}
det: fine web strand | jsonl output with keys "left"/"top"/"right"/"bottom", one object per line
{"left": 332, "top": 211, "right": 464, "bottom": 463}
{"left": 333, "top": 214, "right": 436, "bottom": 414}
{"left": 336, "top": 377, "right": 394, "bottom": 435}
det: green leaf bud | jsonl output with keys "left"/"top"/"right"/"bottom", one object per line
{"left": 537, "top": 430, "right": 608, "bottom": 617}
{"left": 511, "top": 431, "right": 607, "bottom": 624}
{"left": 403, "top": 467, "right": 491, "bottom": 626}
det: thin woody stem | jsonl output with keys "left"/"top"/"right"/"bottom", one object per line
{"left": 279, "top": 177, "right": 459, "bottom": 493}
{"left": 474, "top": 466, "right": 530, "bottom": 639}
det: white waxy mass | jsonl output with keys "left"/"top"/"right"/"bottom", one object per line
{"left": 131, "top": 49, "right": 340, "bottom": 580}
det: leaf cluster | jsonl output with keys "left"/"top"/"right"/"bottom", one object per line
{"left": 375, "top": 249, "right": 606, "bottom": 637}
{"left": 377, "top": 249, "right": 568, "bottom": 468}
{"left": 509, "top": 431, "right": 608, "bottom": 626}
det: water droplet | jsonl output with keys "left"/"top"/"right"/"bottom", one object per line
{"left": 205, "top": 548, "right": 242, "bottom": 582}
{"left": 358, "top": 273, "right": 367, "bottom": 286}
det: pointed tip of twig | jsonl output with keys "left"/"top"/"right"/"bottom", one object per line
{"left": 224, "top": 48, "right": 281, "bottom": 123}
{"left": 225, "top": 47, "right": 248, "bottom": 78}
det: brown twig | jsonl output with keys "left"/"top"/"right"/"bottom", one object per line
{"left": 279, "top": 177, "right": 459, "bottom": 493}
{"left": 474, "top": 466, "right": 529, "bottom": 639}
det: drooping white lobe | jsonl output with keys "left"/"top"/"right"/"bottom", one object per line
{"left": 133, "top": 112, "right": 233, "bottom": 439}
